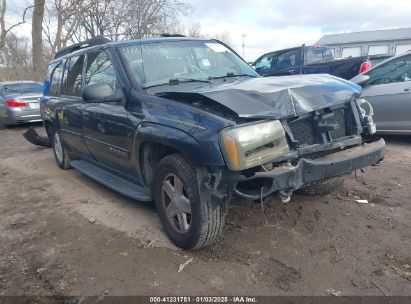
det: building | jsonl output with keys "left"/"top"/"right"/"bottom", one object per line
{"left": 316, "top": 28, "right": 411, "bottom": 58}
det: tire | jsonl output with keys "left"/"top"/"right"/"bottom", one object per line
{"left": 51, "top": 128, "right": 72, "bottom": 170}
{"left": 154, "top": 154, "right": 225, "bottom": 250}
{"left": 296, "top": 176, "right": 345, "bottom": 196}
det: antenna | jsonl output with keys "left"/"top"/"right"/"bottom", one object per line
{"left": 241, "top": 33, "right": 246, "bottom": 58}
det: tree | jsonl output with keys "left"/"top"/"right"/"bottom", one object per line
{"left": 184, "top": 21, "right": 202, "bottom": 38}
{"left": 32, "top": 0, "right": 45, "bottom": 81}
{"left": 43, "top": 0, "right": 86, "bottom": 56}
{"left": 73, "top": 0, "right": 189, "bottom": 42}
{"left": 0, "top": 35, "right": 31, "bottom": 81}
{"left": 214, "top": 31, "right": 233, "bottom": 47}
{"left": 0, "top": 0, "right": 30, "bottom": 49}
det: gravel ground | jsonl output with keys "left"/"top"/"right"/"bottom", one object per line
{"left": 0, "top": 124, "right": 410, "bottom": 297}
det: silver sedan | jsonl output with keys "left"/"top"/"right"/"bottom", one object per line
{"left": 0, "top": 81, "right": 44, "bottom": 128}
{"left": 351, "top": 50, "right": 411, "bottom": 135}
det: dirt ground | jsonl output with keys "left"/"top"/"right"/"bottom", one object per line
{"left": 0, "top": 124, "right": 410, "bottom": 297}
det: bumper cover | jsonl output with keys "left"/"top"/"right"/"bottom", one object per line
{"left": 3, "top": 114, "right": 42, "bottom": 125}
{"left": 228, "top": 138, "right": 385, "bottom": 200}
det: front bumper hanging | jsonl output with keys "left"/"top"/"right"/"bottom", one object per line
{"left": 227, "top": 138, "right": 385, "bottom": 200}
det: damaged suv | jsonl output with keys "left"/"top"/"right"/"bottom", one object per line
{"left": 40, "top": 37, "right": 384, "bottom": 249}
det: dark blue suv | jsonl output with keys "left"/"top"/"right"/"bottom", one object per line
{"left": 40, "top": 36, "right": 384, "bottom": 249}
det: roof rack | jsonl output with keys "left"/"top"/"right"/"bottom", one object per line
{"left": 54, "top": 36, "right": 111, "bottom": 59}
{"left": 160, "top": 33, "right": 186, "bottom": 38}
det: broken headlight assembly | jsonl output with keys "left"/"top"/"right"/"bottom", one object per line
{"left": 356, "top": 98, "right": 376, "bottom": 135}
{"left": 220, "top": 120, "right": 290, "bottom": 171}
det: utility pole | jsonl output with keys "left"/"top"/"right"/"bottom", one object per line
{"left": 241, "top": 34, "right": 246, "bottom": 58}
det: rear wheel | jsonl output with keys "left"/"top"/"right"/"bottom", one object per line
{"left": 52, "top": 129, "right": 72, "bottom": 170}
{"left": 296, "top": 176, "right": 345, "bottom": 196}
{"left": 154, "top": 154, "right": 225, "bottom": 250}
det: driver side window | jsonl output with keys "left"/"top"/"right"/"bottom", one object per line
{"left": 85, "top": 51, "right": 118, "bottom": 89}
{"left": 366, "top": 54, "right": 411, "bottom": 86}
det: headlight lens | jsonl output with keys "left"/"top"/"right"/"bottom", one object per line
{"left": 220, "top": 120, "right": 289, "bottom": 171}
{"left": 357, "top": 98, "right": 374, "bottom": 117}
{"left": 356, "top": 98, "right": 376, "bottom": 135}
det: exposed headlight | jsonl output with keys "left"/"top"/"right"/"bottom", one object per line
{"left": 220, "top": 120, "right": 289, "bottom": 171}
{"left": 356, "top": 98, "right": 376, "bottom": 135}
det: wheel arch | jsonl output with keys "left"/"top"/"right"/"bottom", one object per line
{"left": 134, "top": 122, "right": 225, "bottom": 190}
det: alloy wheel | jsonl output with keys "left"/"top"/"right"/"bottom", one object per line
{"left": 161, "top": 173, "right": 192, "bottom": 233}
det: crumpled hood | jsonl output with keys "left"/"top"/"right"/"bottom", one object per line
{"left": 158, "top": 74, "right": 362, "bottom": 119}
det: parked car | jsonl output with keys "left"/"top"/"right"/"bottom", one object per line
{"left": 0, "top": 81, "right": 44, "bottom": 128}
{"left": 351, "top": 50, "right": 411, "bottom": 135}
{"left": 40, "top": 37, "right": 384, "bottom": 249}
{"left": 253, "top": 45, "right": 371, "bottom": 80}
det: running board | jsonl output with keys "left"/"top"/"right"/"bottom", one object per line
{"left": 70, "top": 160, "right": 152, "bottom": 202}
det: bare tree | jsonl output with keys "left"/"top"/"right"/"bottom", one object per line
{"left": 43, "top": 0, "right": 87, "bottom": 56}
{"left": 72, "top": 0, "right": 189, "bottom": 42}
{"left": 214, "top": 31, "right": 233, "bottom": 47}
{"left": 0, "top": 0, "right": 31, "bottom": 49}
{"left": 184, "top": 21, "right": 202, "bottom": 38}
{"left": 0, "top": 34, "right": 31, "bottom": 81}
{"left": 32, "top": 0, "right": 45, "bottom": 81}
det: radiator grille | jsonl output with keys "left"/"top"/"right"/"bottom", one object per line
{"left": 289, "top": 118, "right": 318, "bottom": 145}
{"left": 328, "top": 108, "right": 347, "bottom": 139}
{"left": 288, "top": 108, "right": 347, "bottom": 146}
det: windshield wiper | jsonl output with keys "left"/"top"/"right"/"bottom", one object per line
{"left": 143, "top": 78, "right": 210, "bottom": 89}
{"left": 208, "top": 72, "right": 256, "bottom": 80}
{"left": 169, "top": 78, "right": 211, "bottom": 85}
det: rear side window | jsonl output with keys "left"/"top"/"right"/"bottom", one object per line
{"left": 61, "top": 55, "right": 85, "bottom": 97}
{"left": 49, "top": 63, "right": 62, "bottom": 96}
{"left": 305, "top": 47, "right": 334, "bottom": 64}
{"left": 85, "top": 51, "right": 117, "bottom": 88}
{"left": 274, "top": 49, "right": 300, "bottom": 68}
{"left": 365, "top": 54, "right": 411, "bottom": 85}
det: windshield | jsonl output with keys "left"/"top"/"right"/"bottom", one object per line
{"left": 3, "top": 83, "right": 43, "bottom": 95}
{"left": 119, "top": 40, "right": 258, "bottom": 88}
{"left": 305, "top": 47, "right": 334, "bottom": 64}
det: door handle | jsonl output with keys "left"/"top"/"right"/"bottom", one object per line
{"left": 404, "top": 88, "right": 411, "bottom": 91}
{"left": 288, "top": 69, "right": 297, "bottom": 74}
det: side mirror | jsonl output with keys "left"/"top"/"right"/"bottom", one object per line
{"left": 82, "top": 82, "right": 122, "bottom": 103}
{"left": 351, "top": 74, "right": 370, "bottom": 85}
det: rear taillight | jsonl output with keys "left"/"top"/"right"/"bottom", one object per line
{"left": 6, "top": 99, "right": 27, "bottom": 107}
{"left": 359, "top": 61, "right": 371, "bottom": 74}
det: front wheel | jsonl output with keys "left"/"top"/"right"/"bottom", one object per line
{"left": 154, "top": 154, "right": 225, "bottom": 250}
{"left": 52, "top": 129, "right": 72, "bottom": 170}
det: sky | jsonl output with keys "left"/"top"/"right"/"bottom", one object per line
{"left": 5, "top": 0, "right": 411, "bottom": 61}
{"left": 183, "top": 0, "right": 411, "bottom": 61}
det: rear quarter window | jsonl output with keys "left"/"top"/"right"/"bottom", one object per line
{"left": 305, "top": 47, "right": 334, "bottom": 64}
{"left": 48, "top": 62, "right": 63, "bottom": 96}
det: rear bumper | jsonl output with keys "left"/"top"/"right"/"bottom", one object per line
{"left": 2, "top": 108, "right": 41, "bottom": 125}
{"left": 227, "top": 138, "right": 385, "bottom": 200}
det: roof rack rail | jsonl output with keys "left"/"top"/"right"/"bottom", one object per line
{"left": 160, "top": 33, "right": 186, "bottom": 38}
{"left": 54, "top": 36, "right": 111, "bottom": 59}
